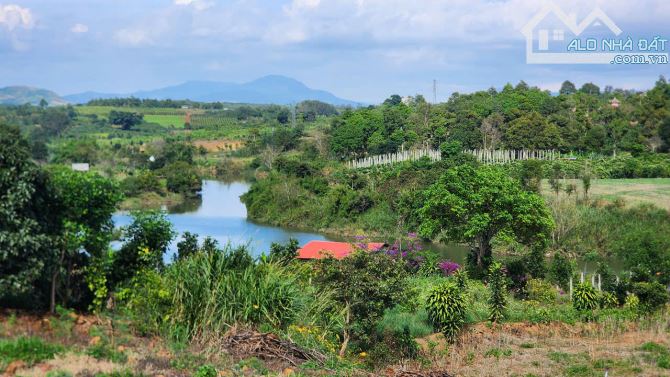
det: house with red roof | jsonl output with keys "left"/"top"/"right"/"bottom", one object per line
{"left": 296, "top": 240, "right": 386, "bottom": 260}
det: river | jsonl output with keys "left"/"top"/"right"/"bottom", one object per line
{"left": 113, "top": 180, "right": 469, "bottom": 262}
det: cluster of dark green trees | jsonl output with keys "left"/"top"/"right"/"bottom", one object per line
{"left": 329, "top": 77, "right": 670, "bottom": 158}
{"left": 0, "top": 123, "right": 179, "bottom": 312}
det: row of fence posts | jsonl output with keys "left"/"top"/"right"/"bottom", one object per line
{"left": 567, "top": 272, "right": 616, "bottom": 297}
{"left": 347, "top": 148, "right": 563, "bottom": 169}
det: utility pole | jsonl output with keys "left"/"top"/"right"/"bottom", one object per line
{"left": 433, "top": 79, "right": 437, "bottom": 104}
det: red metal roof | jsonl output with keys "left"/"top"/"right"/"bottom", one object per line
{"left": 296, "top": 241, "right": 385, "bottom": 260}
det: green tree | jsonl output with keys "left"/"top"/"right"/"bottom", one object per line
{"left": 49, "top": 167, "right": 122, "bottom": 312}
{"left": 559, "top": 80, "right": 577, "bottom": 95}
{"left": 315, "top": 251, "right": 409, "bottom": 355}
{"left": 163, "top": 161, "right": 202, "bottom": 196}
{"left": 109, "top": 110, "right": 143, "bottom": 130}
{"left": 0, "top": 125, "right": 61, "bottom": 306}
{"left": 111, "top": 211, "right": 175, "bottom": 286}
{"left": 503, "top": 112, "right": 561, "bottom": 149}
{"left": 580, "top": 82, "right": 601, "bottom": 96}
{"left": 418, "top": 165, "right": 553, "bottom": 276}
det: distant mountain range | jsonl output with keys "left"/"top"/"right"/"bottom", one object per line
{"left": 0, "top": 86, "right": 68, "bottom": 106}
{"left": 64, "top": 75, "right": 360, "bottom": 106}
{"left": 0, "top": 75, "right": 360, "bottom": 107}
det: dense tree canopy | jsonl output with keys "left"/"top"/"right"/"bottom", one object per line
{"left": 418, "top": 165, "right": 554, "bottom": 275}
{"left": 0, "top": 125, "right": 61, "bottom": 301}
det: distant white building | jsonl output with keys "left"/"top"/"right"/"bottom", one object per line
{"left": 71, "top": 163, "right": 90, "bottom": 172}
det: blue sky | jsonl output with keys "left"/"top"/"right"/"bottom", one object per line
{"left": 0, "top": 0, "right": 668, "bottom": 103}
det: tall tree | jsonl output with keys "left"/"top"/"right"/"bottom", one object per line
{"left": 48, "top": 167, "right": 122, "bottom": 311}
{"left": 559, "top": 80, "right": 577, "bottom": 95}
{"left": 0, "top": 125, "right": 61, "bottom": 306}
{"left": 419, "top": 165, "right": 553, "bottom": 276}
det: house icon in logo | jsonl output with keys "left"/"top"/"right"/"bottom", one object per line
{"left": 521, "top": 3, "right": 622, "bottom": 64}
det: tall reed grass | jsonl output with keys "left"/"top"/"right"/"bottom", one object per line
{"left": 165, "top": 245, "right": 343, "bottom": 342}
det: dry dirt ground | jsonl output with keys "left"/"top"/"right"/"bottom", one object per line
{"left": 193, "top": 139, "right": 244, "bottom": 152}
{"left": 414, "top": 321, "right": 670, "bottom": 377}
{"left": 2, "top": 311, "right": 669, "bottom": 377}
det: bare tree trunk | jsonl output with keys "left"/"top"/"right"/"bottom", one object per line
{"left": 339, "top": 303, "right": 351, "bottom": 357}
{"left": 50, "top": 246, "right": 66, "bottom": 313}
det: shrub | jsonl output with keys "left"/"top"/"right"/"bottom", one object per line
{"left": 268, "top": 238, "right": 299, "bottom": 265}
{"left": 111, "top": 211, "right": 175, "bottom": 286}
{"left": 426, "top": 282, "right": 466, "bottom": 343}
{"left": 623, "top": 294, "right": 640, "bottom": 312}
{"left": 116, "top": 269, "right": 171, "bottom": 336}
{"left": 598, "top": 291, "right": 619, "bottom": 309}
{"left": 315, "top": 251, "right": 410, "bottom": 348}
{"left": 525, "top": 278, "right": 557, "bottom": 304}
{"left": 194, "top": 365, "right": 217, "bottom": 377}
{"left": 368, "top": 326, "right": 419, "bottom": 365}
{"left": 549, "top": 253, "right": 575, "bottom": 291}
{"left": 631, "top": 281, "right": 669, "bottom": 313}
{"left": 163, "top": 161, "right": 202, "bottom": 197}
{"left": 487, "top": 262, "right": 507, "bottom": 322}
{"left": 121, "top": 170, "right": 162, "bottom": 196}
{"left": 453, "top": 269, "right": 469, "bottom": 290}
{"left": 572, "top": 282, "right": 598, "bottom": 312}
{"left": 437, "top": 260, "right": 460, "bottom": 276}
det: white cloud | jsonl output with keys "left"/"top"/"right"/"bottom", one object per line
{"left": 70, "top": 23, "right": 88, "bottom": 33}
{"left": 0, "top": 4, "right": 34, "bottom": 31}
{"left": 174, "top": 0, "right": 213, "bottom": 11}
{"left": 114, "top": 28, "right": 153, "bottom": 46}
{"left": 261, "top": 0, "right": 669, "bottom": 46}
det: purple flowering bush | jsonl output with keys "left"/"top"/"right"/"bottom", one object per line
{"left": 438, "top": 260, "right": 461, "bottom": 276}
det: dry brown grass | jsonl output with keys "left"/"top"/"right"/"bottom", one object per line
{"left": 542, "top": 178, "right": 670, "bottom": 211}
{"left": 414, "top": 321, "right": 670, "bottom": 377}
{"left": 194, "top": 139, "right": 244, "bottom": 152}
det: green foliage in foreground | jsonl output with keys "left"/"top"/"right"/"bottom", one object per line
{"left": 487, "top": 262, "right": 507, "bottom": 322}
{"left": 0, "top": 337, "right": 63, "bottom": 368}
{"left": 572, "top": 282, "right": 599, "bottom": 312}
{"left": 426, "top": 282, "right": 466, "bottom": 343}
{"left": 167, "top": 245, "right": 329, "bottom": 340}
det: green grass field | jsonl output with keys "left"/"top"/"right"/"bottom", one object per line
{"left": 542, "top": 178, "right": 670, "bottom": 210}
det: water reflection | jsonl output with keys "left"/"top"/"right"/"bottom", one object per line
{"left": 113, "top": 180, "right": 469, "bottom": 263}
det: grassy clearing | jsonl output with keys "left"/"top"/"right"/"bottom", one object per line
{"left": 0, "top": 337, "right": 63, "bottom": 370}
{"left": 542, "top": 178, "right": 670, "bottom": 210}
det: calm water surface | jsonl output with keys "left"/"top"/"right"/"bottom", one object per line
{"left": 113, "top": 180, "right": 468, "bottom": 262}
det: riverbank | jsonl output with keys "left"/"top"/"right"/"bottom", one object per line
{"left": 118, "top": 191, "right": 187, "bottom": 211}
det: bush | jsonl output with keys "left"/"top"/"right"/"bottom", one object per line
{"left": 598, "top": 291, "right": 619, "bottom": 309}
{"left": 623, "top": 294, "right": 640, "bottom": 312}
{"left": 426, "top": 282, "right": 466, "bottom": 343}
{"left": 268, "top": 238, "right": 299, "bottom": 265}
{"left": 315, "top": 251, "right": 410, "bottom": 348}
{"left": 488, "top": 262, "right": 507, "bottom": 322}
{"left": 121, "top": 170, "right": 162, "bottom": 196}
{"left": 525, "top": 278, "right": 557, "bottom": 304}
{"left": 168, "top": 245, "right": 303, "bottom": 340}
{"left": 194, "top": 365, "right": 217, "bottom": 377}
{"left": 572, "top": 282, "right": 598, "bottom": 312}
{"left": 631, "top": 281, "right": 669, "bottom": 313}
{"left": 111, "top": 211, "right": 175, "bottom": 286}
{"left": 163, "top": 161, "right": 202, "bottom": 197}
{"left": 116, "top": 269, "right": 171, "bottom": 336}
{"left": 550, "top": 253, "right": 575, "bottom": 291}
{"left": 369, "top": 326, "right": 418, "bottom": 365}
